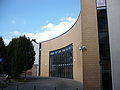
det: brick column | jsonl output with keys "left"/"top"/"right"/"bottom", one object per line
{"left": 80, "top": 0, "right": 101, "bottom": 90}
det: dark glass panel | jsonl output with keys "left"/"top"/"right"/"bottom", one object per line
{"left": 49, "top": 44, "right": 73, "bottom": 79}
{"left": 97, "top": 7, "right": 112, "bottom": 90}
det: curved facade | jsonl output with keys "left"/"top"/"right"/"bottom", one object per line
{"left": 41, "top": 14, "right": 83, "bottom": 80}
{"left": 40, "top": 0, "right": 101, "bottom": 90}
{"left": 39, "top": 0, "right": 120, "bottom": 90}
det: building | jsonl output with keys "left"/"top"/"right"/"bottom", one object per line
{"left": 31, "top": 64, "right": 39, "bottom": 76}
{"left": 32, "top": 39, "right": 40, "bottom": 76}
{"left": 39, "top": 0, "right": 120, "bottom": 90}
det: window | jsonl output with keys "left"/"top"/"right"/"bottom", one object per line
{"left": 97, "top": 8, "right": 112, "bottom": 90}
{"left": 49, "top": 44, "right": 73, "bottom": 79}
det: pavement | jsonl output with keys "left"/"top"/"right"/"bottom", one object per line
{"left": 0, "top": 76, "right": 82, "bottom": 90}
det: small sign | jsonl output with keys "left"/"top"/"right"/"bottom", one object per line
{"left": 0, "top": 58, "right": 3, "bottom": 62}
{"left": 97, "top": 0, "right": 106, "bottom": 7}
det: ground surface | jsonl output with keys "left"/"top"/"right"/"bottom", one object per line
{"left": 0, "top": 76, "right": 82, "bottom": 90}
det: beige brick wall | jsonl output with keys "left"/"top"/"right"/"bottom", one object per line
{"left": 40, "top": 15, "right": 83, "bottom": 83}
{"left": 81, "top": 0, "right": 101, "bottom": 90}
{"left": 40, "top": 0, "right": 101, "bottom": 90}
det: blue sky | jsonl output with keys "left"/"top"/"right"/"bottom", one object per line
{"left": 0, "top": 0, "right": 80, "bottom": 44}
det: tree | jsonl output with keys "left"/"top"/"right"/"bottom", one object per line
{"left": 3, "top": 38, "right": 17, "bottom": 76}
{"left": 4, "top": 36, "right": 35, "bottom": 78}
{"left": 0, "top": 37, "right": 6, "bottom": 74}
{"left": 16, "top": 36, "right": 35, "bottom": 79}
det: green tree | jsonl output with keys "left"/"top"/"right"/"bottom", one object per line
{"left": 4, "top": 36, "right": 35, "bottom": 78}
{"left": 0, "top": 37, "right": 6, "bottom": 74}
{"left": 3, "top": 38, "right": 17, "bottom": 76}
{"left": 13, "top": 36, "right": 35, "bottom": 78}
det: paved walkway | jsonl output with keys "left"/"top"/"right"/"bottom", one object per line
{"left": 1, "top": 77, "right": 82, "bottom": 90}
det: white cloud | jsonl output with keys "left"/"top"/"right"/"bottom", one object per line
{"left": 25, "top": 17, "right": 76, "bottom": 42}
{"left": 42, "top": 23, "right": 55, "bottom": 30}
{"left": 60, "top": 17, "right": 76, "bottom": 22}
{"left": 3, "top": 31, "right": 22, "bottom": 45}
{"left": 4, "top": 17, "right": 76, "bottom": 44}
{"left": 3, "top": 38, "right": 11, "bottom": 46}
{"left": 12, "top": 31, "right": 21, "bottom": 35}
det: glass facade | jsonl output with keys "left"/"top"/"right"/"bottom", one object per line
{"left": 49, "top": 44, "right": 73, "bottom": 79}
{"left": 97, "top": 3, "right": 112, "bottom": 90}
